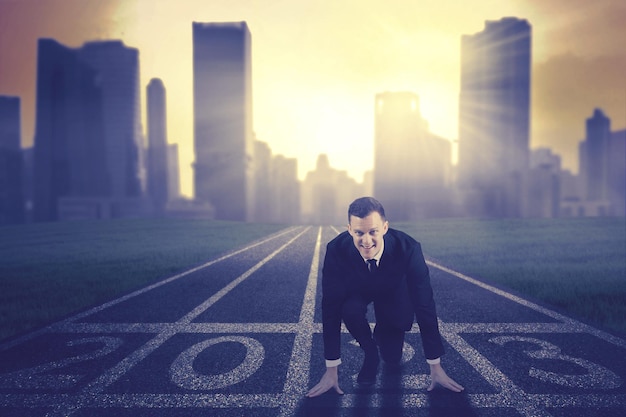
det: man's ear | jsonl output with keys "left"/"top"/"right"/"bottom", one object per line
{"left": 382, "top": 220, "right": 389, "bottom": 235}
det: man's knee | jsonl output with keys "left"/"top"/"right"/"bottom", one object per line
{"left": 341, "top": 296, "right": 369, "bottom": 324}
{"left": 374, "top": 325, "right": 405, "bottom": 363}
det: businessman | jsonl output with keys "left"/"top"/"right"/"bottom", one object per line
{"left": 307, "top": 197, "right": 463, "bottom": 397}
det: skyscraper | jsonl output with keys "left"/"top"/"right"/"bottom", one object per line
{"left": 0, "top": 96, "right": 25, "bottom": 224}
{"left": 458, "top": 17, "right": 531, "bottom": 217}
{"left": 33, "top": 39, "right": 109, "bottom": 221}
{"left": 581, "top": 108, "right": 611, "bottom": 202}
{"left": 147, "top": 78, "right": 169, "bottom": 211}
{"left": 373, "top": 92, "right": 452, "bottom": 220}
{"left": 607, "top": 129, "right": 626, "bottom": 216}
{"left": 33, "top": 38, "right": 143, "bottom": 221}
{"left": 78, "top": 41, "right": 144, "bottom": 199}
{"left": 272, "top": 154, "right": 300, "bottom": 224}
{"left": 167, "top": 143, "right": 181, "bottom": 201}
{"left": 192, "top": 21, "right": 254, "bottom": 221}
{"left": 253, "top": 140, "right": 273, "bottom": 223}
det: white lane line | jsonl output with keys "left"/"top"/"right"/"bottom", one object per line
{"left": 330, "top": 225, "right": 343, "bottom": 235}
{"left": 0, "top": 226, "right": 300, "bottom": 353}
{"left": 179, "top": 227, "right": 307, "bottom": 323}
{"left": 439, "top": 327, "right": 553, "bottom": 417}
{"left": 44, "top": 226, "right": 310, "bottom": 416}
{"left": 75, "top": 226, "right": 302, "bottom": 322}
{"left": 0, "top": 393, "right": 284, "bottom": 408}
{"left": 279, "top": 226, "right": 322, "bottom": 417}
{"left": 51, "top": 321, "right": 603, "bottom": 336}
{"left": 428, "top": 260, "right": 626, "bottom": 349}
{"left": 2, "top": 392, "right": 625, "bottom": 410}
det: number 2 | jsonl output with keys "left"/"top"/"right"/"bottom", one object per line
{"left": 0, "top": 337, "right": 123, "bottom": 390}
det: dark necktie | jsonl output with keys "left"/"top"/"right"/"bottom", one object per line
{"left": 367, "top": 259, "right": 378, "bottom": 273}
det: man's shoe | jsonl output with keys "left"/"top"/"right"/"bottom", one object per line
{"left": 357, "top": 348, "right": 379, "bottom": 386}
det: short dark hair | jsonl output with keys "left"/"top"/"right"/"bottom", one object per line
{"left": 348, "top": 197, "right": 386, "bottom": 222}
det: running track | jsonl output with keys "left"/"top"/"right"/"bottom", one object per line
{"left": 0, "top": 226, "right": 625, "bottom": 416}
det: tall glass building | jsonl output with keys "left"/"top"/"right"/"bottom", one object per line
{"left": 33, "top": 39, "right": 142, "bottom": 221}
{"left": 0, "top": 96, "right": 25, "bottom": 224}
{"left": 147, "top": 78, "right": 169, "bottom": 212}
{"left": 192, "top": 21, "right": 254, "bottom": 221}
{"left": 458, "top": 18, "right": 531, "bottom": 217}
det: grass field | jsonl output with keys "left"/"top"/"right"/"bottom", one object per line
{"left": 1, "top": 217, "right": 624, "bottom": 342}
{"left": 0, "top": 218, "right": 287, "bottom": 341}
{"left": 400, "top": 217, "right": 626, "bottom": 335}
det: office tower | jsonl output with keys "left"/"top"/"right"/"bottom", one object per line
{"left": 33, "top": 39, "right": 143, "bottom": 221}
{"left": 579, "top": 111, "right": 625, "bottom": 216}
{"left": 272, "top": 154, "right": 300, "bottom": 224}
{"left": 373, "top": 92, "right": 451, "bottom": 220}
{"left": 253, "top": 140, "right": 273, "bottom": 223}
{"left": 193, "top": 21, "right": 254, "bottom": 221}
{"left": 147, "top": 78, "right": 169, "bottom": 211}
{"left": 607, "top": 129, "right": 625, "bottom": 216}
{"left": 33, "top": 39, "right": 109, "bottom": 221}
{"left": 253, "top": 140, "right": 301, "bottom": 224}
{"left": 528, "top": 148, "right": 561, "bottom": 218}
{"left": 580, "top": 108, "right": 611, "bottom": 202}
{"left": 167, "top": 143, "right": 181, "bottom": 201}
{"left": 458, "top": 17, "right": 531, "bottom": 217}
{"left": 78, "top": 41, "right": 144, "bottom": 198}
{"left": 0, "top": 96, "right": 25, "bottom": 224}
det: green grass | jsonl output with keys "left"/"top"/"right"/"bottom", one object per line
{"left": 0, "top": 218, "right": 288, "bottom": 341}
{"left": 399, "top": 217, "right": 626, "bottom": 335}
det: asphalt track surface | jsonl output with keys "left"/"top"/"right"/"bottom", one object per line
{"left": 1, "top": 226, "right": 625, "bottom": 416}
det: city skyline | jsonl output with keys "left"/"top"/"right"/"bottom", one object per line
{"left": 0, "top": 0, "right": 625, "bottom": 198}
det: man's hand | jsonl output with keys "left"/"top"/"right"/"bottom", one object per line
{"left": 306, "top": 366, "right": 344, "bottom": 397}
{"left": 427, "top": 363, "right": 464, "bottom": 392}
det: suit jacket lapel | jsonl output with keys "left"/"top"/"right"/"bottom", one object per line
{"left": 378, "top": 232, "right": 394, "bottom": 272}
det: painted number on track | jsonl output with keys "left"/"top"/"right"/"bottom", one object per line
{"left": 170, "top": 336, "right": 265, "bottom": 390}
{"left": 489, "top": 336, "right": 622, "bottom": 389}
{"left": 0, "top": 337, "right": 123, "bottom": 390}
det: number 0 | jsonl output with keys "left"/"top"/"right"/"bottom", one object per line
{"left": 170, "top": 336, "right": 265, "bottom": 390}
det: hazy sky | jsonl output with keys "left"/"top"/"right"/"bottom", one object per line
{"left": 1, "top": 0, "right": 624, "bottom": 197}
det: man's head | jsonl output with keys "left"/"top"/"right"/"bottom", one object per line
{"left": 347, "top": 197, "right": 389, "bottom": 260}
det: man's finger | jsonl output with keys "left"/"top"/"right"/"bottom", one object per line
{"left": 334, "top": 384, "right": 344, "bottom": 395}
{"left": 446, "top": 382, "right": 463, "bottom": 392}
{"left": 306, "top": 384, "right": 322, "bottom": 397}
{"left": 306, "top": 382, "right": 329, "bottom": 398}
{"left": 427, "top": 377, "right": 464, "bottom": 393}
{"left": 443, "top": 377, "right": 464, "bottom": 392}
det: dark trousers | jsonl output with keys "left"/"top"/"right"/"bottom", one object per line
{"left": 341, "top": 294, "right": 405, "bottom": 364}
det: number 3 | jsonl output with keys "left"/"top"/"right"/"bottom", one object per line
{"left": 489, "top": 336, "right": 621, "bottom": 389}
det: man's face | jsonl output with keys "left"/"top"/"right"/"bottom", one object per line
{"left": 348, "top": 211, "right": 389, "bottom": 260}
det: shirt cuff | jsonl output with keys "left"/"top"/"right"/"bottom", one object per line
{"left": 325, "top": 358, "right": 342, "bottom": 367}
{"left": 426, "top": 357, "right": 441, "bottom": 365}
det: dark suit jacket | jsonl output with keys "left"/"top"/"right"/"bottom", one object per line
{"left": 321, "top": 228, "right": 444, "bottom": 361}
